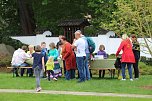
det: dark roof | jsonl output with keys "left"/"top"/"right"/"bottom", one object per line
{"left": 58, "top": 19, "right": 91, "bottom": 27}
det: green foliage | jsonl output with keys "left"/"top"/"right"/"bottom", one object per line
{"left": 140, "top": 56, "right": 152, "bottom": 66}
{"left": 139, "top": 62, "right": 152, "bottom": 75}
{"left": 0, "top": 36, "right": 25, "bottom": 50}
{"left": 0, "top": 0, "right": 21, "bottom": 36}
{"left": 89, "top": 0, "right": 152, "bottom": 56}
{"left": 88, "top": 0, "right": 117, "bottom": 30}
{"left": 84, "top": 25, "right": 98, "bottom": 36}
{"left": 32, "top": 0, "right": 90, "bottom": 36}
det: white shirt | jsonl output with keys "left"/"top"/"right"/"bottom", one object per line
{"left": 74, "top": 38, "right": 86, "bottom": 57}
{"left": 11, "top": 48, "right": 31, "bottom": 66}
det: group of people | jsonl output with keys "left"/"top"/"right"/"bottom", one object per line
{"left": 11, "top": 30, "right": 140, "bottom": 92}
{"left": 116, "top": 34, "right": 140, "bottom": 81}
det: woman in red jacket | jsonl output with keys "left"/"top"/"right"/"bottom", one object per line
{"left": 116, "top": 34, "right": 135, "bottom": 81}
{"left": 61, "top": 36, "right": 76, "bottom": 80}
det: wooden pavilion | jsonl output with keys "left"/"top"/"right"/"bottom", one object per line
{"left": 58, "top": 19, "right": 91, "bottom": 43}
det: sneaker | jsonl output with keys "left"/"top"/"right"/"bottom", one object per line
{"left": 121, "top": 78, "right": 126, "bottom": 81}
{"left": 130, "top": 79, "right": 133, "bottom": 81}
{"left": 36, "top": 87, "right": 41, "bottom": 92}
{"left": 135, "top": 78, "right": 139, "bottom": 80}
{"left": 53, "top": 78, "right": 57, "bottom": 81}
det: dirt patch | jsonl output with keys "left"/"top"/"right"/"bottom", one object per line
{"left": 141, "top": 86, "right": 152, "bottom": 90}
{"left": 0, "top": 67, "right": 12, "bottom": 73}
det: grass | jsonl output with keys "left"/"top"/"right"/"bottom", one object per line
{"left": 0, "top": 73, "right": 152, "bottom": 95}
{"left": 0, "top": 93, "right": 151, "bottom": 101}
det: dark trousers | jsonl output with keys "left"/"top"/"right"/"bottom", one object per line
{"left": 47, "top": 70, "right": 55, "bottom": 81}
{"left": 133, "top": 60, "right": 139, "bottom": 78}
{"left": 21, "top": 68, "right": 33, "bottom": 77}
{"left": 27, "top": 68, "right": 33, "bottom": 77}
{"left": 65, "top": 69, "right": 75, "bottom": 80}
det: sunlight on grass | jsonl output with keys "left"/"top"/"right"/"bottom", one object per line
{"left": 0, "top": 93, "right": 151, "bottom": 101}
{"left": 0, "top": 73, "right": 152, "bottom": 95}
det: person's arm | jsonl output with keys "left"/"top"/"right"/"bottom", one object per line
{"left": 63, "top": 44, "right": 71, "bottom": 60}
{"left": 116, "top": 41, "right": 124, "bottom": 57}
{"left": 72, "top": 39, "right": 77, "bottom": 49}
{"left": 42, "top": 57, "right": 45, "bottom": 71}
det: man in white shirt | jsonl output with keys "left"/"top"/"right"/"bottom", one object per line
{"left": 72, "top": 30, "right": 86, "bottom": 83}
{"left": 11, "top": 45, "right": 31, "bottom": 77}
{"left": 81, "top": 34, "right": 91, "bottom": 80}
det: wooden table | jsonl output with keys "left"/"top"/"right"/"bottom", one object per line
{"left": 89, "top": 59, "right": 116, "bottom": 78}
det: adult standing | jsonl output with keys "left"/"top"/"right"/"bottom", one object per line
{"left": 131, "top": 34, "right": 140, "bottom": 79}
{"left": 116, "top": 34, "right": 135, "bottom": 81}
{"left": 81, "top": 33, "right": 91, "bottom": 80}
{"left": 72, "top": 30, "right": 86, "bottom": 83}
{"left": 61, "top": 36, "right": 76, "bottom": 80}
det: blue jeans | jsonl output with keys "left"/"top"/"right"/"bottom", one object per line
{"left": 76, "top": 57, "right": 85, "bottom": 81}
{"left": 84, "top": 53, "right": 91, "bottom": 80}
{"left": 34, "top": 66, "right": 41, "bottom": 88}
{"left": 20, "top": 63, "right": 29, "bottom": 76}
{"left": 12, "top": 63, "right": 28, "bottom": 76}
{"left": 121, "top": 63, "right": 133, "bottom": 79}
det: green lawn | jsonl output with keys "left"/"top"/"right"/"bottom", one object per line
{"left": 0, "top": 93, "right": 151, "bottom": 101}
{"left": 0, "top": 73, "right": 152, "bottom": 95}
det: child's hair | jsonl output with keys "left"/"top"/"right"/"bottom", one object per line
{"left": 41, "top": 42, "right": 46, "bottom": 46}
{"left": 28, "top": 45, "right": 34, "bottom": 49}
{"left": 49, "top": 42, "right": 56, "bottom": 49}
{"left": 48, "top": 56, "right": 54, "bottom": 62}
{"left": 99, "top": 44, "right": 105, "bottom": 51}
{"left": 35, "top": 45, "right": 42, "bottom": 52}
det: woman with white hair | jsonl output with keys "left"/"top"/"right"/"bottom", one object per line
{"left": 116, "top": 34, "right": 135, "bottom": 81}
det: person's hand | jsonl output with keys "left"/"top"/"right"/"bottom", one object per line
{"left": 43, "top": 67, "right": 45, "bottom": 72}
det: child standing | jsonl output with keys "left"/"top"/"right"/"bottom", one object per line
{"left": 32, "top": 45, "right": 45, "bottom": 92}
{"left": 48, "top": 42, "right": 61, "bottom": 78}
{"left": 46, "top": 56, "right": 57, "bottom": 81}
{"left": 40, "top": 42, "right": 48, "bottom": 78}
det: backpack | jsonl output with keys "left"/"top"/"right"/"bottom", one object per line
{"left": 86, "top": 37, "right": 95, "bottom": 53}
{"left": 114, "top": 57, "right": 121, "bottom": 69}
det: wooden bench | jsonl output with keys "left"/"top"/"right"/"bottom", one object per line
{"left": 7, "top": 67, "right": 32, "bottom": 77}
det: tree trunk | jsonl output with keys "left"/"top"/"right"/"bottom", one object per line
{"left": 17, "top": 0, "right": 36, "bottom": 35}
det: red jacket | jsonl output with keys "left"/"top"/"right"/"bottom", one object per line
{"left": 116, "top": 39, "right": 135, "bottom": 63}
{"left": 62, "top": 42, "right": 76, "bottom": 70}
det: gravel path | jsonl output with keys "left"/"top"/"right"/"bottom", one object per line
{"left": 0, "top": 89, "right": 152, "bottom": 98}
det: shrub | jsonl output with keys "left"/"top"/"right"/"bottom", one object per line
{"left": 0, "top": 53, "right": 12, "bottom": 67}
{"left": 140, "top": 56, "right": 152, "bottom": 66}
{"left": 0, "top": 36, "right": 25, "bottom": 50}
{"left": 139, "top": 62, "right": 152, "bottom": 75}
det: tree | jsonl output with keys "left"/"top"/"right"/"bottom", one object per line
{"left": 0, "top": 0, "right": 21, "bottom": 36}
{"left": 32, "top": 0, "right": 90, "bottom": 36}
{"left": 88, "top": 0, "right": 117, "bottom": 30}
{"left": 110, "top": 0, "right": 152, "bottom": 57}
{"left": 17, "top": 0, "right": 36, "bottom": 35}
{"left": 89, "top": 0, "right": 152, "bottom": 57}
